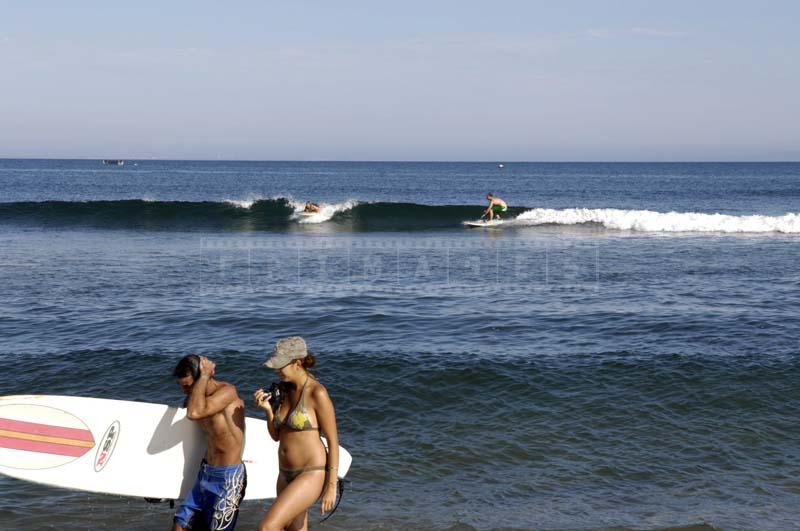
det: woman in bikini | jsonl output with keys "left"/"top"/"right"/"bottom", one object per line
{"left": 253, "top": 336, "right": 339, "bottom": 531}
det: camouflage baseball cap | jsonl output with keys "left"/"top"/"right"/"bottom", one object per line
{"left": 264, "top": 336, "right": 308, "bottom": 368}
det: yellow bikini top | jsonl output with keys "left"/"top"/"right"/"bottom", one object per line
{"left": 273, "top": 376, "right": 319, "bottom": 432}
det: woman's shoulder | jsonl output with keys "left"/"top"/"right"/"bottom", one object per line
{"left": 308, "top": 378, "right": 331, "bottom": 401}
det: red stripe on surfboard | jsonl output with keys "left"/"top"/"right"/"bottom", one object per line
{"left": 0, "top": 435, "right": 91, "bottom": 457}
{"left": 0, "top": 417, "right": 94, "bottom": 442}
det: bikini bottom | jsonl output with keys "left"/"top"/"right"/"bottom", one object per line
{"left": 279, "top": 465, "right": 326, "bottom": 483}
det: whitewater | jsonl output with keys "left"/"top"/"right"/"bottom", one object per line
{"left": 513, "top": 207, "right": 800, "bottom": 233}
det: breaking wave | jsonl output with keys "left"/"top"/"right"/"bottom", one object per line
{"left": 0, "top": 199, "right": 797, "bottom": 233}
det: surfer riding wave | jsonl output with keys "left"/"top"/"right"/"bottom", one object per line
{"left": 482, "top": 193, "right": 507, "bottom": 221}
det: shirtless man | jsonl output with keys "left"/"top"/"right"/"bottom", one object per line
{"left": 482, "top": 193, "right": 508, "bottom": 220}
{"left": 303, "top": 201, "right": 322, "bottom": 213}
{"left": 172, "top": 355, "right": 247, "bottom": 531}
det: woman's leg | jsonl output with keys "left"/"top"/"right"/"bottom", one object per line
{"left": 286, "top": 509, "right": 309, "bottom": 531}
{"left": 258, "top": 470, "right": 324, "bottom": 531}
{"left": 275, "top": 473, "right": 288, "bottom": 496}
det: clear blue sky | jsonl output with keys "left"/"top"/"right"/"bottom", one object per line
{"left": 1, "top": 1, "right": 798, "bottom": 160}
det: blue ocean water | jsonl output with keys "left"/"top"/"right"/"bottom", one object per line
{"left": 1, "top": 160, "right": 799, "bottom": 530}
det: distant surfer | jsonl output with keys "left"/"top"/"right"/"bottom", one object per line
{"left": 173, "top": 355, "right": 247, "bottom": 531}
{"left": 482, "top": 193, "right": 508, "bottom": 220}
{"left": 254, "top": 336, "right": 340, "bottom": 531}
{"left": 303, "top": 201, "right": 322, "bottom": 213}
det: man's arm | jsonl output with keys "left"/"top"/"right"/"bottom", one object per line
{"left": 186, "top": 357, "right": 237, "bottom": 420}
{"left": 482, "top": 198, "right": 498, "bottom": 216}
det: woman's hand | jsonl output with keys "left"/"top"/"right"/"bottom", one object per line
{"left": 320, "top": 481, "right": 337, "bottom": 514}
{"left": 253, "top": 389, "right": 272, "bottom": 416}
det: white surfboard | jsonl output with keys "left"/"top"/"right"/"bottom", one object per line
{"left": 0, "top": 395, "right": 351, "bottom": 500}
{"left": 463, "top": 219, "right": 505, "bottom": 228}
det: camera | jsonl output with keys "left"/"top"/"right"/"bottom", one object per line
{"left": 267, "top": 382, "right": 286, "bottom": 411}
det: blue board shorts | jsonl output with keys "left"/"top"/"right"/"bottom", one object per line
{"left": 174, "top": 461, "right": 247, "bottom": 531}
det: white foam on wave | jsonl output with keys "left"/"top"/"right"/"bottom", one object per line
{"left": 514, "top": 208, "right": 800, "bottom": 233}
{"left": 223, "top": 197, "right": 260, "bottom": 209}
{"left": 291, "top": 200, "right": 358, "bottom": 223}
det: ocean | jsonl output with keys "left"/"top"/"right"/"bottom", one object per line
{"left": 1, "top": 159, "right": 799, "bottom": 530}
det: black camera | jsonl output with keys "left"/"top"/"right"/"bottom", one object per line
{"left": 267, "top": 382, "right": 287, "bottom": 411}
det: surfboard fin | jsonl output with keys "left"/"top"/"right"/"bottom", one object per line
{"left": 143, "top": 498, "right": 175, "bottom": 508}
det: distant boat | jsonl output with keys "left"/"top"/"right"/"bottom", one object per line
{"left": 102, "top": 160, "right": 125, "bottom": 166}
{"left": 498, "top": 163, "right": 504, "bottom": 169}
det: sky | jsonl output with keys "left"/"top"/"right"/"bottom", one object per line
{"left": 0, "top": 0, "right": 798, "bottom": 161}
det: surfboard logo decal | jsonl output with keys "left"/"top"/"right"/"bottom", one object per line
{"left": 0, "top": 404, "right": 95, "bottom": 470}
{"left": 94, "top": 421, "right": 120, "bottom": 472}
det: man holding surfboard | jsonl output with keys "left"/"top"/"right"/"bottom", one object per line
{"left": 172, "top": 355, "right": 247, "bottom": 531}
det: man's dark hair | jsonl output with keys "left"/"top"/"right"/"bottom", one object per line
{"left": 173, "top": 354, "right": 201, "bottom": 380}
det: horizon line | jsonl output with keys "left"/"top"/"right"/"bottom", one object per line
{"left": 1, "top": 157, "right": 799, "bottom": 164}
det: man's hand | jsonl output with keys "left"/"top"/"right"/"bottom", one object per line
{"left": 198, "top": 356, "right": 216, "bottom": 378}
